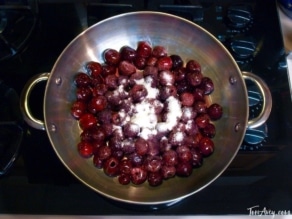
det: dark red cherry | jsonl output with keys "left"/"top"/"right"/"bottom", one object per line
{"left": 130, "top": 84, "right": 148, "bottom": 102}
{"left": 201, "top": 123, "right": 216, "bottom": 138}
{"left": 193, "top": 100, "right": 207, "bottom": 114}
{"left": 207, "top": 103, "right": 223, "bottom": 120}
{"left": 88, "top": 96, "right": 107, "bottom": 114}
{"left": 96, "top": 145, "right": 112, "bottom": 160}
{"left": 170, "top": 55, "right": 184, "bottom": 70}
{"left": 76, "top": 87, "right": 92, "bottom": 102}
{"left": 136, "top": 41, "right": 152, "bottom": 58}
{"left": 148, "top": 172, "right": 163, "bottom": 187}
{"left": 135, "top": 137, "right": 149, "bottom": 156}
{"left": 86, "top": 61, "right": 103, "bottom": 78}
{"left": 186, "top": 59, "right": 201, "bottom": 73}
{"left": 156, "top": 56, "right": 173, "bottom": 71}
{"left": 74, "top": 72, "right": 91, "bottom": 88}
{"left": 180, "top": 92, "right": 195, "bottom": 107}
{"left": 193, "top": 88, "right": 205, "bottom": 101}
{"left": 176, "top": 146, "right": 192, "bottom": 163}
{"left": 92, "top": 84, "right": 108, "bottom": 96}
{"left": 200, "top": 77, "right": 214, "bottom": 95}
{"left": 187, "top": 71, "right": 203, "bottom": 87}
{"left": 146, "top": 56, "right": 158, "bottom": 66}
{"left": 119, "top": 159, "right": 133, "bottom": 175}
{"left": 130, "top": 167, "right": 147, "bottom": 185}
{"left": 176, "top": 162, "right": 193, "bottom": 177}
{"left": 102, "top": 64, "right": 116, "bottom": 77}
{"left": 144, "top": 155, "right": 162, "bottom": 173}
{"left": 134, "top": 56, "right": 147, "bottom": 70}
{"left": 161, "top": 165, "right": 176, "bottom": 179}
{"left": 103, "top": 49, "right": 120, "bottom": 66}
{"left": 79, "top": 113, "right": 98, "bottom": 130}
{"left": 118, "top": 60, "right": 136, "bottom": 76}
{"left": 195, "top": 113, "right": 210, "bottom": 129}
{"left": 71, "top": 100, "right": 87, "bottom": 119}
{"left": 173, "top": 67, "right": 187, "bottom": 81}
{"left": 198, "top": 137, "right": 214, "bottom": 157}
{"left": 104, "top": 74, "right": 118, "bottom": 90}
{"left": 119, "top": 45, "right": 137, "bottom": 62}
{"left": 152, "top": 45, "right": 167, "bottom": 58}
{"left": 90, "top": 126, "right": 106, "bottom": 143}
{"left": 118, "top": 173, "right": 131, "bottom": 185}
{"left": 93, "top": 155, "right": 104, "bottom": 168}
{"left": 191, "top": 148, "right": 203, "bottom": 167}
{"left": 103, "top": 156, "right": 120, "bottom": 177}
{"left": 162, "top": 150, "right": 178, "bottom": 166}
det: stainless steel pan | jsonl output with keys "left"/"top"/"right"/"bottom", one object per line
{"left": 20, "top": 12, "right": 272, "bottom": 205}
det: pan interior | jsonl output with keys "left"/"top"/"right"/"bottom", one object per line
{"left": 44, "top": 12, "right": 248, "bottom": 205}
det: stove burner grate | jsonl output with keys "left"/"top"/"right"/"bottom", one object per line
{"left": 0, "top": 4, "right": 38, "bottom": 61}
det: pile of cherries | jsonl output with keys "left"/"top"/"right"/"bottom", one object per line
{"left": 71, "top": 41, "right": 223, "bottom": 187}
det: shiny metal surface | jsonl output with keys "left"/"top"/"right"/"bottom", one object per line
{"left": 242, "top": 72, "right": 272, "bottom": 129}
{"left": 20, "top": 73, "right": 49, "bottom": 130}
{"left": 20, "top": 12, "right": 271, "bottom": 205}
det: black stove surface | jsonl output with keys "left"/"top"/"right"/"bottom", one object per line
{"left": 0, "top": 0, "right": 292, "bottom": 215}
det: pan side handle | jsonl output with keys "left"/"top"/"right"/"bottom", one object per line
{"left": 20, "top": 73, "right": 50, "bottom": 130}
{"left": 242, "top": 71, "right": 272, "bottom": 129}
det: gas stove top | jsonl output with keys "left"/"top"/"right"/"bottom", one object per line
{"left": 0, "top": 0, "right": 291, "bottom": 215}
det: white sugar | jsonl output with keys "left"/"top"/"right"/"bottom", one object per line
{"left": 164, "top": 96, "right": 182, "bottom": 129}
{"left": 113, "top": 89, "right": 119, "bottom": 97}
{"left": 156, "top": 122, "right": 169, "bottom": 133}
{"left": 129, "top": 122, "right": 140, "bottom": 132}
{"left": 118, "top": 84, "right": 125, "bottom": 93}
{"left": 130, "top": 100, "right": 157, "bottom": 139}
{"left": 173, "top": 131, "right": 184, "bottom": 142}
{"left": 119, "top": 77, "right": 183, "bottom": 140}
{"left": 182, "top": 107, "right": 193, "bottom": 120}
{"left": 119, "top": 110, "right": 126, "bottom": 118}
{"left": 127, "top": 77, "right": 161, "bottom": 139}
{"left": 160, "top": 70, "right": 174, "bottom": 85}
{"left": 140, "top": 127, "right": 157, "bottom": 140}
{"left": 185, "top": 120, "right": 193, "bottom": 130}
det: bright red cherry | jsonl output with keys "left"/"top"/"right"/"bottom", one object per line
{"left": 88, "top": 96, "right": 107, "bottom": 114}
{"left": 79, "top": 113, "right": 98, "bottom": 130}
{"left": 77, "top": 141, "right": 94, "bottom": 158}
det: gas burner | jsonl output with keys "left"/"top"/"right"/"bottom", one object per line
{"left": 0, "top": 80, "right": 24, "bottom": 176}
{"left": 0, "top": 3, "right": 38, "bottom": 61}
{"left": 241, "top": 124, "right": 267, "bottom": 151}
{"left": 225, "top": 3, "right": 254, "bottom": 32}
{"left": 229, "top": 36, "right": 256, "bottom": 62}
{"left": 240, "top": 86, "right": 267, "bottom": 151}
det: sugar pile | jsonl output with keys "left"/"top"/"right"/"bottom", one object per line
{"left": 120, "top": 77, "right": 183, "bottom": 139}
